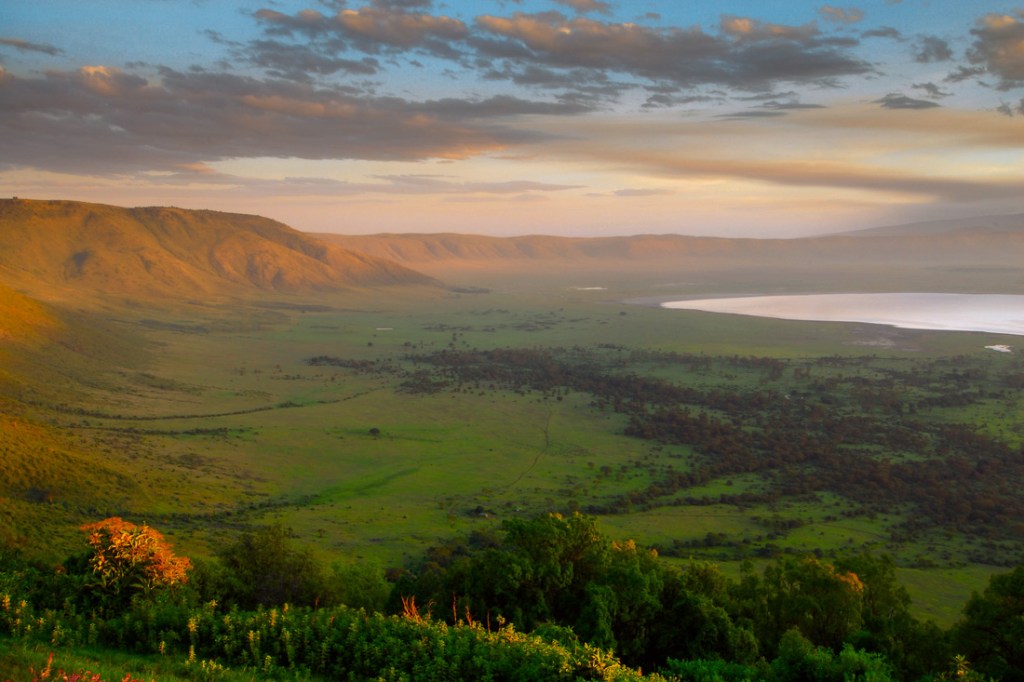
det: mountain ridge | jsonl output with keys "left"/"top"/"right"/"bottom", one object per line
{"left": 836, "top": 212, "right": 1024, "bottom": 237}
{"left": 0, "top": 198, "right": 439, "bottom": 304}
{"left": 316, "top": 227, "right": 1024, "bottom": 269}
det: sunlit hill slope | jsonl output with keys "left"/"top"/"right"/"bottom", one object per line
{"left": 0, "top": 198, "right": 440, "bottom": 558}
{"left": 0, "top": 198, "right": 438, "bottom": 304}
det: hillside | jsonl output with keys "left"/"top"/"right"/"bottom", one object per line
{"left": 839, "top": 212, "right": 1024, "bottom": 237}
{"left": 0, "top": 199, "right": 438, "bottom": 304}
{"left": 318, "top": 228, "right": 1024, "bottom": 269}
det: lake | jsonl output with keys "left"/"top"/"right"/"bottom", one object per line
{"left": 661, "top": 293, "right": 1024, "bottom": 337}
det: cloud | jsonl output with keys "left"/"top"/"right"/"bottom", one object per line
{"left": 367, "top": 174, "right": 581, "bottom": 194}
{"left": 719, "top": 99, "right": 826, "bottom": 119}
{"left": 0, "top": 37, "right": 64, "bottom": 56}
{"left": 419, "top": 93, "right": 592, "bottom": 116}
{"left": 996, "top": 98, "right": 1024, "bottom": 116}
{"left": 967, "top": 12, "right": 1024, "bottom": 89}
{"left": 913, "top": 35, "right": 953, "bottom": 63}
{"left": 862, "top": 26, "right": 902, "bottom": 40}
{"left": 719, "top": 16, "right": 819, "bottom": 42}
{"left": 611, "top": 188, "right": 675, "bottom": 197}
{"left": 912, "top": 82, "right": 951, "bottom": 99}
{"left": 252, "top": 5, "right": 469, "bottom": 63}
{"left": 818, "top": 6, "right": 865, "bottom": 25}
{"left": 371, "top": 0, "right": 437, "bottom": 10}
{"left": 530, "top": 105, "right": 1024, "bottom": 208}
{"left": 252, "top": 9, "right": 334, "bottom": 37}
{"left": 473, "top": 11, "right": 869, "bottom": 92}
{"left": 246, "top": 40, "right": 381, "bottom": 79}
{"left": 552, "top": 0, "right": 612, "bottom": 15}
{"left": 0, "top": 66, "right": 558, "bottom": 174}
{"left": 875, "top": 93, "right": 940, "bottom": 109}
{"left": 603, "top": 151, "right": 1022, "bottom": 204}
{"left": 337, "top": 6, "right": 468, "bottom": 50}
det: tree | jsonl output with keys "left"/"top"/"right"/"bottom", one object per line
{"left": 737, "top": 556, "right": 864, "bottom": 656}
{"left": 218, "top": 524, "right": 324, "bottom": 608}
{"left": 769, "top": 629, "right": 894, "bottom": 682}
{"left": 952, "top": 564, "right": 1024, "bottom": 681}
{"left": 79, "top": 517, "right": 190, "bottom": 606}
{"left": 835, "top": 553, "right": 947, "bottom": 679}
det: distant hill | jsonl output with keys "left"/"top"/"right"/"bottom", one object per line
{"left": 839, "top": 213, "right": 1024, "bottom": 237}
{"left": 0, "top": 199, "right": 438, "bottom": 303}
{"left": 318, "top": 228, "right": 1024, "bottom": 269}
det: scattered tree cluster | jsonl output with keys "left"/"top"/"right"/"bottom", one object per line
{"left": 388, "top": 346, "right": 1024, "bottom": 556}
{"left": 2, "top": 514, "right": 1024, "bottom": 679}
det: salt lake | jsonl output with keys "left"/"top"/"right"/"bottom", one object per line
{"left": 661, "top": 293, "right": 1024, "bottom": 338}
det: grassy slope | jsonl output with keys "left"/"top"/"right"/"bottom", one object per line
{"left": 3, "top": 207, "right": 1023, "bottom": 626}
{"left": 5, "top": 270, "right": 1016, "bottom": 624}
{"left": 0, "top": 199, "right": 437, "bottom": 308}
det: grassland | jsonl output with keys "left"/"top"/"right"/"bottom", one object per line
{"left": 3, "top": 261, "right": 1022, "bottom": 628}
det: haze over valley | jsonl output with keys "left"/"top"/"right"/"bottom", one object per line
{"left": 3, "top": 0, "right": 1024, "bottom": 678}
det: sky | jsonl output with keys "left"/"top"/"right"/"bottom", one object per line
{"left": 2, "top": 1, "right": 1023, "bottom": 238}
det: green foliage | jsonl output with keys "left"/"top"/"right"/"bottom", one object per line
{"left": 768, "top": 629, "right": 894, "bottom": 681}
{"left": 322, "top": 560, "right": 392, "bottom": 613}
{"left": 733, "top": 556, "right": 865, "bottom": 656}
{"left": 661, "top": 657, "right": 765, "bottom": 682}
{"left": 0, "top": 590, "right": 665, "bottom": 680}
{"left": 217, "top": 525, "right": 324, "bottom": 609}
{"left": 404, "top": 514, "right": 759, "bottom": 670}
{"left": 952, "top": 564, "right": 1024, "bottom": 681}
{"left": 8, "top": 514, "right": 1024, "bottom": 682}
{"left": 837, "top": 553, "right": 950, "bottom": 678}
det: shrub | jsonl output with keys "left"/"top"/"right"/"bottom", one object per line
{"left": 79, "top": 518, "right": 190, "bottom": 608}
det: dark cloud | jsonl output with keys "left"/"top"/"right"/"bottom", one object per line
{"left": 480, "top": 62, "right": 629, "bottom": 107}
{"left": 912, "top": 81, "right": 951, "bottom": 99}
{"left": 818, "top": 6, "right": 865, "bottom": 24}
{"left": 862, "top": 26, "right": 902, "bottom": 40}
{"left": 761, "top": 100, "right": 826, "bottom": 110}
{"left": 241, "top": 6, "right": 870, "bottom": 110}
{"left": 0, "top": 37, "right": 64, "bottom": 56}
{"left": 472, "top": 12, "right": 869, "bottom": 92}
{"left": 0, "top": 66, "right": 558, "bottom": 174}
{"left": 735, "top": 90, "right": 800, "bottom": 101}
{"left": 419, "top": 93, "right": 592, "bottom": 116}
{"left": 719, "top": 99, "right": 826, "bottom": 119}
{"left": 913, "top": 35, "right": 953, "bottom": 63}
{"left": 996, "top": 98, "right": 1024, "bottom": 116}
{"left": 641, "top": 91, "right": 720, "bottom": 109}
{"left": 967, "top": 12, "right": 1024, "bottom": 89}
{"left": 246, "top": 40, "right": 380, "bottom": 79}
{"left": 253, "top": 5, "right": 469, "bottom": 62}
{"left": 552, "top": 0, "right": 612, "bottom": 15}
{"left": 945, "top": 65, "right": 987, "bottom": 83}
{"left": 371, "top": 0, "right": 436, "bottom": 9}
{"left": 875, "top": 92, "right": 940, "bottom": 109}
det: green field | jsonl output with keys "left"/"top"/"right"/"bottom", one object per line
{"left": 4, "top": 266, "right": 1022, "bottom": 628}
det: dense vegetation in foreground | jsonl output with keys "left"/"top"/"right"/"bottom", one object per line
{"left": 2, "top": 514, "right": 1023, "bottom": 681}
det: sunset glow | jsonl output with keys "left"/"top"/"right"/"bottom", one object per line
{"left": 2, "top": 1, "right": 1023, "bottom": 237}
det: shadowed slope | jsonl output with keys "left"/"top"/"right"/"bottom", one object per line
{"left": 0, "top": 199, "right": 438, "bottom": 303}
